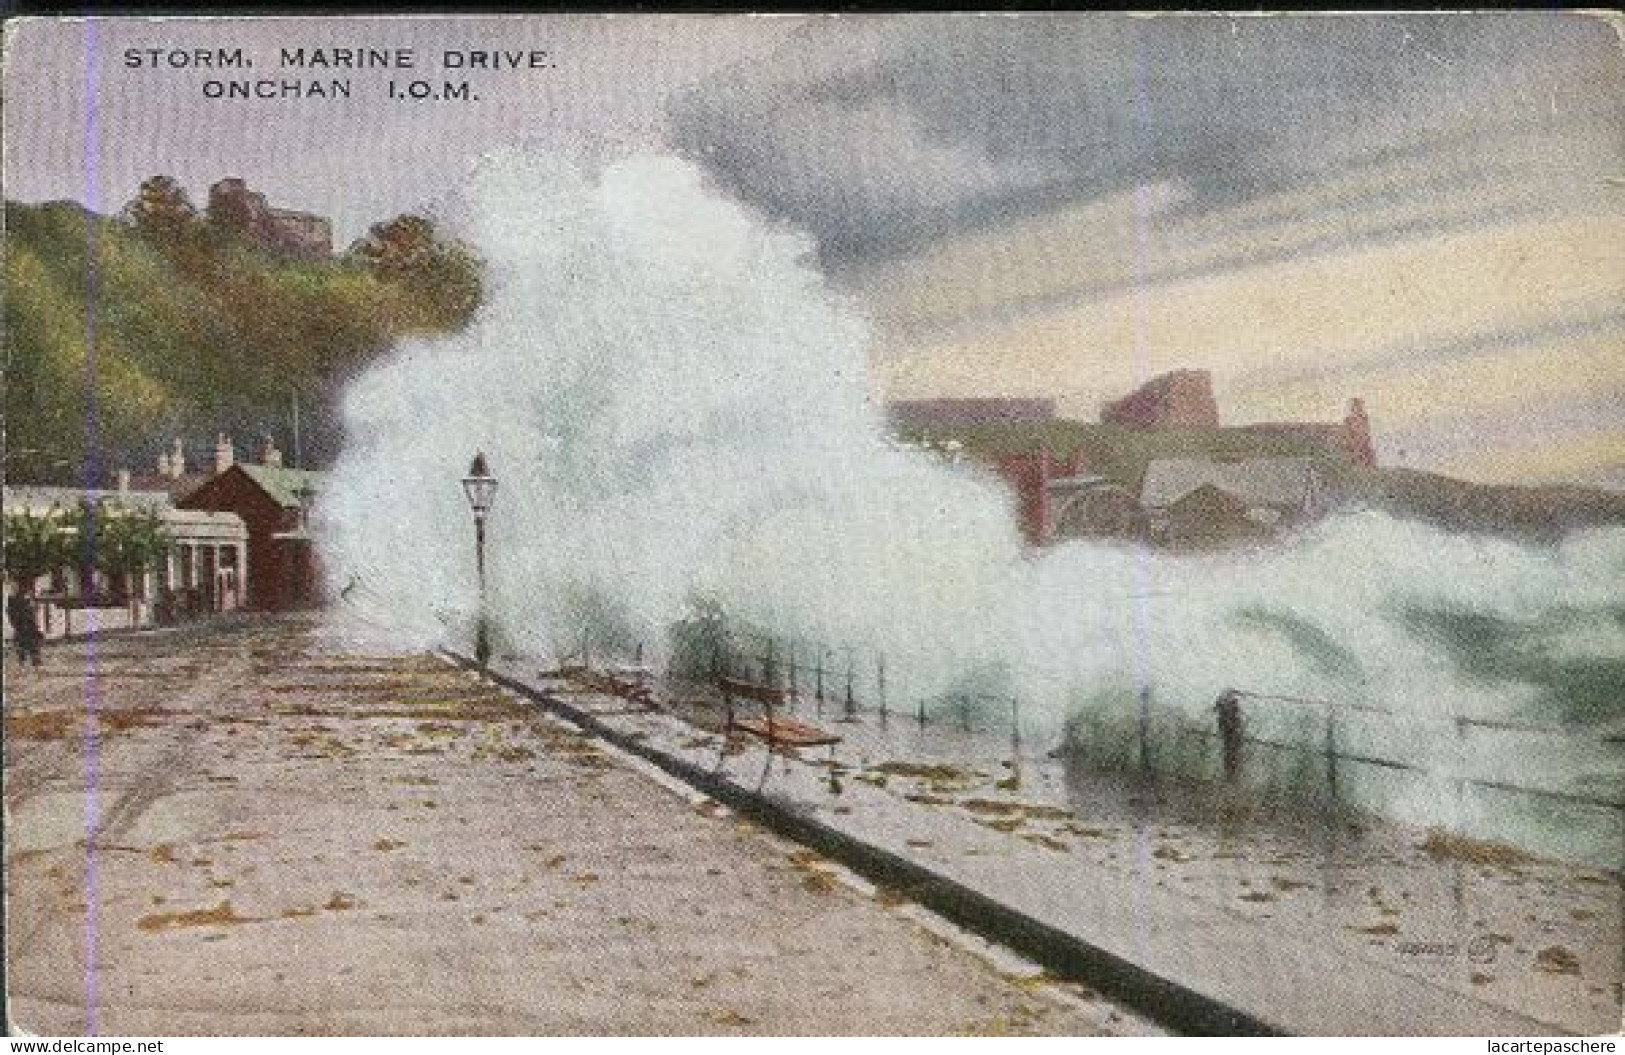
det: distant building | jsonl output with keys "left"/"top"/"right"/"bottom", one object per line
{"left": 2, "top": 482, "right": 248, "bottom": 634}
{"left": 179, "top": 460, "right": 322, "bottom": 611}
{"left": 1243, "top": 398, "right": 1376, "bottom": 468}
{"left": 208, "top": 178, "right": 333, "bottom": 260}
{"left": 1156, "top": 484, "right": 1273, "bottom": 550}
{"left": 887, "top": 398, "right": 1056, "bottom": 433}
{"left": 1140, "top": 456, "right": 1334, "bottom": 547}
{"left": 1099, "top": 372, "right": 1376, "bottom": 468}
{"left": 989, "top": 448, "right": 1098, "bottom": 546}
{"left": 1048, "top": 475, "right": 1148, "bottom": 543}
{"left": 1100, "top": 370, "right": 1220, "bottom": 431}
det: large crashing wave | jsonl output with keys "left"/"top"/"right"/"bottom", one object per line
{"left": 316, "top": 151, "right": 1625, "bottom": 864}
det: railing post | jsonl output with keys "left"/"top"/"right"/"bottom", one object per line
{"left": 786, "top": 645, "right": 799, "bottom": 710}
{"left": 1450, "top": 713, "right": 1469, "bottom": 908}
{"left": 1138, "top": 687, "right": 1152, "bottom": 775}
{"left": 1454, "top": 715, "right": 1470, "bottom": 829}
{"left": 1324, "top": 704, "right": 1339, "bottom": 805}
{"left": 877, "top": 655, "right": 888, "bottom": 727}
{"left": 1215, "top": 690, "right": 1243, "bottom": 783}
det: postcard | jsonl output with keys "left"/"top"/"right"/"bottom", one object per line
{"left": 3, "top": 11, "right": 1622, "bottom": 1039}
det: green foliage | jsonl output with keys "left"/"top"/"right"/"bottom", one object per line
{"left": 2, "top": 509, "right": 72, "bottom": 585}
{"left": 41, "top": 502, "right": 171, "bottom": 601}
{"left": 123, "top": 175, "right": 198, "bottom": 241}
{"left": 351, "top": 213, "right": 484, "bottom": 332}
{"left": 204, "top": 180, "right": 256, "bottom": 237}
{"left": 4, "top": 188, "right": 483, "bottom": 484}
{"left": 53, "top": 504, "right": 99, "bottom": 582}
{"left": 668, "top": 599, "right": 730, "bottom": 680}
{"left": 92, "top": 504, "right": 171, "bottom": 578}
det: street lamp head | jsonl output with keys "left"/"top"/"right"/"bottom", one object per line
{"left": 462, "top": 451, "right": 498, "bottom": 518}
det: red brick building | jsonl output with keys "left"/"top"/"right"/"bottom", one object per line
{"left": 178, "top": 463, "right": 322, "bottom": 610}
{"left": 1100, "top": 370, "right": 1220, "bottom": 431}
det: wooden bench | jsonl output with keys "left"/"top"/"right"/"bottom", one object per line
{"left": 732, "top": 714, "right": 844, "bottom": 792}
{"left": 554, "top": 667, "right": 657, "bottom": 708}
{"left": 718, "top": 675, "right": 792, "bottom": 706}
{"left": 732, "top": 715, "right": 842, "bottom": 749}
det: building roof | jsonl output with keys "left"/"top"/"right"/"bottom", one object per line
{"left": 1141, "top": 456, "right": 1323, "bottom": 511}
{"left": 234, "top": 465, "right": 323, "bottom": 508}
{"left": 1166, "top": 483, "right": 1252, "bottom": 517}
{"left": 3, "top": 485, "right": 172, "bottom": 514}
{"left": 1046, "top": 474, "right": 1117, "bottom": 491}
{"left": 126, "top": 472, "right": 216, "bottom": 503}
{"left": 162, "top": 508, "right": 249, "bottom": 541}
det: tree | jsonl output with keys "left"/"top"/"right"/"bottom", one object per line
{"left": 95, "top": 505, "right": 171, "bottom": 621}
{"left": 350, "top": 214, "right": 482, "bottom": 331}
{"left": 2, "top": 508, "right": 71, "bottom": 588}
{"left": 123, "top": 175, "right": 197, "bottom": 240}
{"left": 51, "top": 502, "right": 171, "bottom": 619}
{"left": 55, "top": 502, "right": 102, "bottom": 598}
{"left": 96, "top": 505, "right": 170, "bottom": 589}
{"left": 206, "top": 179, "right": 259, "bottom": 237}
{"left": 352, "top": 214, "right": 436, "bottom": 277}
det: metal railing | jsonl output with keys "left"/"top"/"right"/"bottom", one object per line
{"left": 702, "top": 622, "right": 1028, "bottom": 749}
{"left": 578, "top": 613, "right": 1625, "bottom": 868}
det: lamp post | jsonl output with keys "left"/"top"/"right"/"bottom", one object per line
{"left": 461, "top": 451, "right": 498, "bottom": 670}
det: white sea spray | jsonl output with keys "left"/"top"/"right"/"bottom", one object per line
{"left": 316, "top": 151, "right": 1625, "bottom": 864}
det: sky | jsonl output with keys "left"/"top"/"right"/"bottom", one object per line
{"left": 6, "top": 12, "right": 1623, "bottom": 486}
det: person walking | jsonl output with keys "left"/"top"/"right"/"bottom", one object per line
{"left": 1215, "top": 689, "right": 1244, "bottom": 782}
{"left": 7, "top": 584, "right": 44, "bottom": 669}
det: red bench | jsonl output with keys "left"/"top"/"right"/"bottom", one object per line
{"left": 732, "top": 715, "right": 841, "bottom": 748}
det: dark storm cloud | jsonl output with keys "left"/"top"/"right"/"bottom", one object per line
{"left": 668, "top": 13, "right": 1625, "bottom": 266}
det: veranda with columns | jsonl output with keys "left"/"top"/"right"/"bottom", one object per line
{"left": 2, "top": 485, "right": 249, "bottom": 640}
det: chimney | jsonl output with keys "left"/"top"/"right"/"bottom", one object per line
{"left": 117, "top": 468, "right": 131, "bottom": 493}
{"left": 1343, "top": 398, "right": 1376, "bottom": 468}
{"left": 215, "top": 433, "right": 235, "bottom": 474}
{"left": 262, "top": 437, "right": 283, "bottom": 468}
{"left": 170, "top": 438, "right": 186, "bottom": 478}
